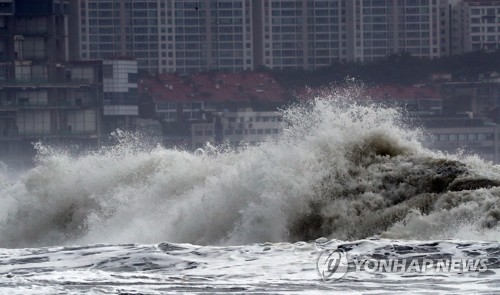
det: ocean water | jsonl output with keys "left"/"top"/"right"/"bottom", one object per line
{"left": 1, "top": 91, "right": 500, "bottom": 294}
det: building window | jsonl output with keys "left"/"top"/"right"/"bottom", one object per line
{"left": 103, "top": 65, "right": 113, "bottom": 78}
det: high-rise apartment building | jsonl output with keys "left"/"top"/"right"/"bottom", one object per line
{"left": 254, "top": 0, "right": 346, "bottom": 70}
{"left": 453, "top": 0, "right": 500, "bottom": 54}
{"left": 72, "top": 0, "right": 253, "bottom": 74}
{"left": 253, "top": 0, "right": 449, "bottom": 69}
{"left": 162, "top": 0, "right": 253, "bottom": 73}
{"left": 73, "top": 0, "right": 452, "bottom": 73}
{"left": 347, "top": 0, "right": 450, "bottom": 62}
{"left": 71, "top": 0, "right": 161, "bottom": 73}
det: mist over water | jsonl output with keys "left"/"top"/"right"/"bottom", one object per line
{"left": 2, "top": 89, "right": 500, "bottom": 248}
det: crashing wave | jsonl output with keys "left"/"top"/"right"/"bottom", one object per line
{"left": 1, "top": 91, "right": 500, "bottom": 248}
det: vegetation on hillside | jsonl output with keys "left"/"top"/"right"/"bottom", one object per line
{"left": 269, "top": 50, "right": 500, "bottom": 89}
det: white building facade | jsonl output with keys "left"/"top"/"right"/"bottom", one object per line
{"left": 255, "top": 0, "right": 346, "bottom": 70}
{"left": 74, "top": 0, "right": 453, "bottom": 73}
{"left": 73, "top": 0, "right": 253, "bottom": 74}
{"left": 348, "top": 0, "right": 450, "bottom": 62}
{"left": 162, "top": 0, "right": 253, "bottom": 73}
{"left": 426, "top": 125, "right": 500, "bottom": 163}
{"left": 102, "top": 59, "right": 139, "bottom": 132}
{"left": 73, "top": 0, "right": 161, "bottom": 73}
{"left": 453, "top": 0, "right": 500, "bottom": 54}
{"left": 191, "top": 109, "right": 283, "bottom": 148}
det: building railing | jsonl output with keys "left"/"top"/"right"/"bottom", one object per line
{"left": 0, "top": 110, "right": 16, "bottom": 118}
{"left": 0, "top": 101, "right": 99, "bottom": 109}
{"left": 14, "top": 29, "right": 49, "bottom": 36}
{"left": 0, "top": 28, "right": 9, "bottom": 36}
{"left": 0, "top": 130, "right": 99, "bottom": 139}
{"left": 0, "top": 79, "right": 96, "bottom": 87}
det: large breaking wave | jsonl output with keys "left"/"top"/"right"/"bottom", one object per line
{"left": 2, "top": 89, "right": 500, "bottom": 248}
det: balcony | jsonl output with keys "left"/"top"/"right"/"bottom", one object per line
{"left": 0, "top": 129, "right": 99, "bottom": 140}
{"left": 0, "top": 1, "right": 14, "bottom": 16}
{"left": 0, "top": 110, "right": 15, "bottom": 118}
{"left": 14, "top": 29, "right": 49, "bottom": 37}
{"left": 103, "top": 105, "right": 139, "bottom": 116}
{"left": 21, "top": 54, "right": 49, "bottom": 62}
{"left": 0, "top": 54, "right": 9, "bottom": 63}
{"left": 0, "top": 27, "right": 10, "bottom": 36}
{"left": 0, "top": 100, "right": 98, "bottom": 110}
{"left": 0, "top": 79, "right": 96, "bottom": 88}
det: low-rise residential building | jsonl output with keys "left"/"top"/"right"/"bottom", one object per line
{"left": 366, "top": 85, "right": 443, "bottom": 115}
{"left": 139, "top": 71, "right": 287, "bottom": 147}
{"left": 191, "top": 108, "right": 283, "bottom": 148}
{"left": 423, "top": 115, "right": 500, "bottom": 163}
{"left": 140, "top": 71, "right": 287, "bottom": 122}
{"left": 438, "top": 81, "right": 500, "bottom": 118}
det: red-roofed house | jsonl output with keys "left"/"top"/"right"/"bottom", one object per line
{"left": 139, "top": 72, "right": 287, "bottom": 123}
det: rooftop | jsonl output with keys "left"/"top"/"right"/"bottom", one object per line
{"left": 463, "top": 0, "right": 500, "bottom": 6}
{"left": 139, "top": 72, "right": 287, "bottom": 104}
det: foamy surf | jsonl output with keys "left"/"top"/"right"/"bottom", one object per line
{"left": 2, "top": 91, "right": 500, "bottom": 293}
{"left": 0, "top": 240, "right": 498, "bottom": 294}
{"left": 1, "top": 92, "right": 500, "bottom": 248}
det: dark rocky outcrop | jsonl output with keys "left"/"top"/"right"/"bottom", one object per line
{"left": 288, "top": 153, "right": 500, "bottom": 242}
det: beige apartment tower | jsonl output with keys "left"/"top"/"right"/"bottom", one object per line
{"left": 73, "top": 0, "right": 253, "bottom": 74}
{"left": 74, "top": 0, "right": 451, "bottom": 73}
{"left": 453, "top": 0, "right": 500, "bottom": 55}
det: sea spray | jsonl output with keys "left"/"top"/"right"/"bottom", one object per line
{"left": 1, "top": 91, "right": 500, "bottom": 248}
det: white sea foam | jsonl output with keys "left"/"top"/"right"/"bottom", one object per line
{"left": 1, "top": 91, "right": 500, "bottom": 248}
{"left": 0, "top": 240, "right": 498, "bottom": 294}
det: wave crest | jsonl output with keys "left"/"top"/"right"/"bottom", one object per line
{"left": 1, "top": 92, "right": 500, "bottom": 247}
